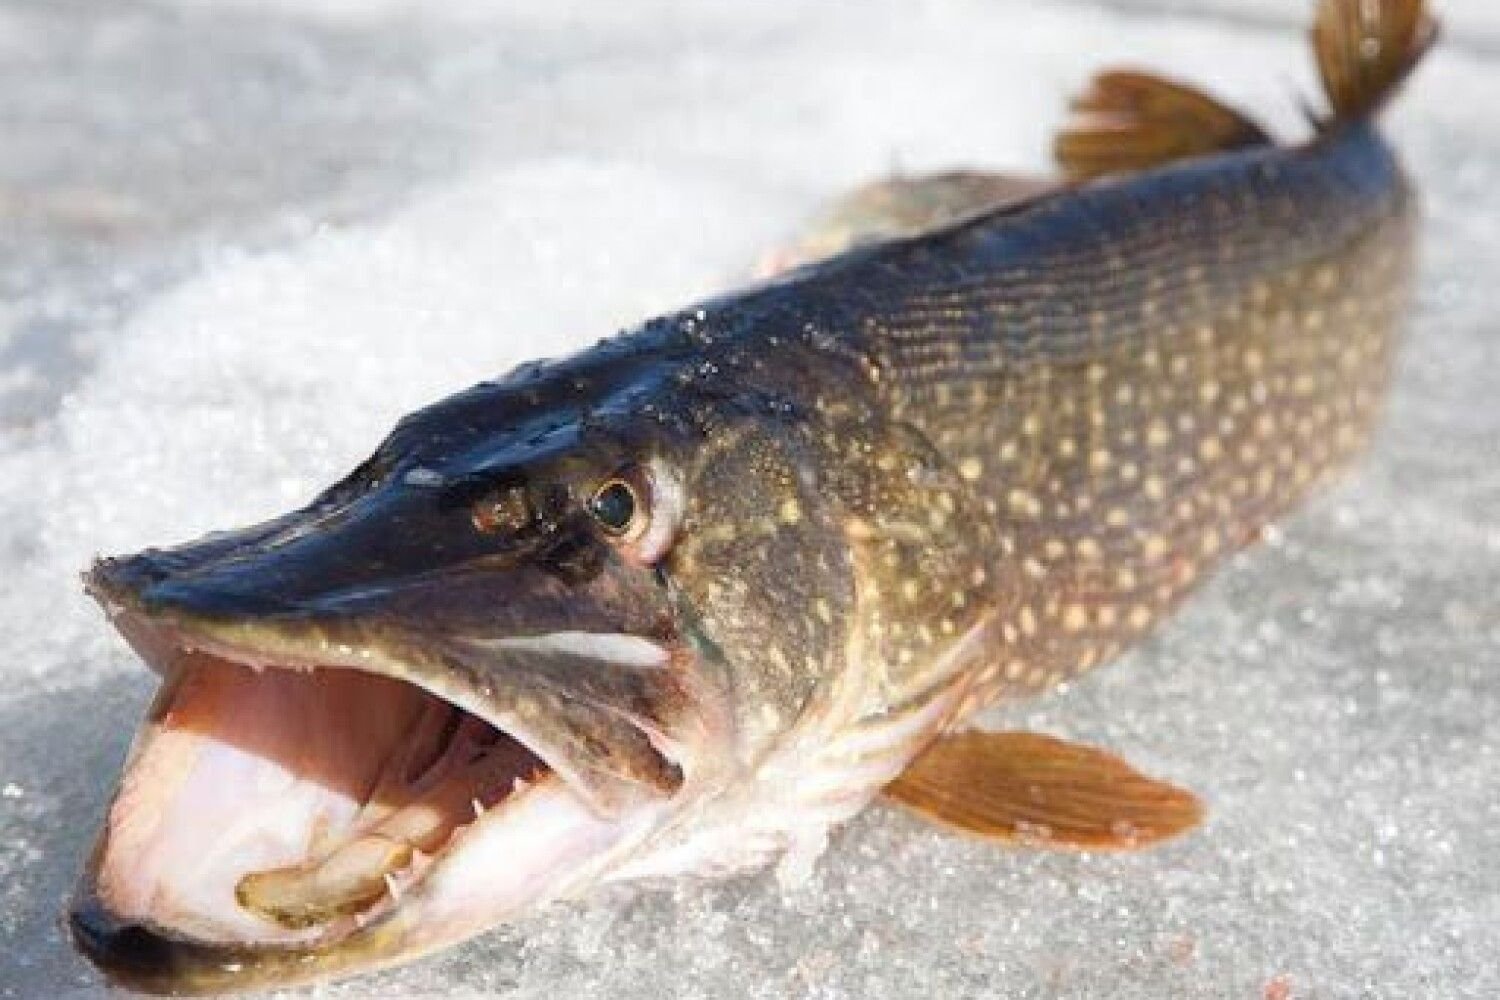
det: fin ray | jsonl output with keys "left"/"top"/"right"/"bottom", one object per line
{"left": 884, "top": 730, "right": 1203, "bottom": 850}
{"left": 1313, "top": 0, "right": 1437, "bottom": 123}
{"left": 1054, "top": 70, "right": 1269, "bottom": 181}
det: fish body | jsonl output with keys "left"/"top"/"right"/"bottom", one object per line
{"left": 603, "top": 116, "right": 1415, "bottom": 872}
{"left": 70, "top": 0, "right": 1433, "bottom": 992}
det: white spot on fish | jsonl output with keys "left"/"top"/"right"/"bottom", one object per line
{"left": 475, "top": 632, "right": 668, "bottom": 668}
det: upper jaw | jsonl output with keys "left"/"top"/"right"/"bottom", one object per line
{"left": 101, "top": 604, "right": 692, "bottom": 815}
{"left": 84, "top": 539, "right": 695, "bottom": 815}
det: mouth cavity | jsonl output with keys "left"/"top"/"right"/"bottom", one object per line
{"left": 91, "top": 642, "right": 578, "bottom": 950}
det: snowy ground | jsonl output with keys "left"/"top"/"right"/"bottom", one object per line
{"left": 1, "top": 1, "right": 1496, "bottom": 997}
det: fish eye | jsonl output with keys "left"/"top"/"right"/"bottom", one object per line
{"left": 588, "top": 460, "right": 682, "bottom": 565}
{"left": 589, "top": 477, "right": 643, "bottom": 539}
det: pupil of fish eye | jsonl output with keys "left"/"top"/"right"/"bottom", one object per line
{"left": 591, "top": 481, "right": 637, "bottom": 534}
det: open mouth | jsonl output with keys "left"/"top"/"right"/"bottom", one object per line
{"left": 92, "top": 643, "right": 570, "bottom": 948}
{"left": 73, "top": 528, "right": 698, "bottom": 992}
{"left": 76, "top": 608, "right": 687, "bottom": 983}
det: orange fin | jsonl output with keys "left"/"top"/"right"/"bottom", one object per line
{"left": 1313, "top": 0, "right": 1436, "bottom": 124}
{"left": 884, "top": 729, "right": 1203, "bottom": 850}
{"left": 1054, "top": 70, "right": 1269, "bottom": 181}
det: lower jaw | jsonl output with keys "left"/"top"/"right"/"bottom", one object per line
{"left": 74, "top": 772, "right": 677, "bottom": 997}
{"left": 73, "top": 779, "right": 669, "bottom": 995}
{"left": 82, "top": 651, "right": 663, "bottom": 961}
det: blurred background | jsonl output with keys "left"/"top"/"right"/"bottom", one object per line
{"left": 2, "top": 1, "right": 1496, "bottom": 997}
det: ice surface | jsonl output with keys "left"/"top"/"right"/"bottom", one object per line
{"left": 2, "top": 0, "right": 1497, "bottom": 997}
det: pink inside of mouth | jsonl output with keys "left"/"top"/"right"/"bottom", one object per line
{"left": 94, "top": 651, "right": 551, "bottom": 946}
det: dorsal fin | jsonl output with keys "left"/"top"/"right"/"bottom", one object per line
{"left": 1313, "top": 0, "right": 1437, "bottom": 125}
{"left": 1054, "top": 70, "right": 1270, "bottom": 181}
{"left": 758, "top": 172, "right": 1055, "bottom": 277}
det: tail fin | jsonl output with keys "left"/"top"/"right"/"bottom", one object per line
{"left": 1054, "top": 71, "right": 1270, "bottom": 181}
{"left": 1314, "top": 0, "right": 1437, "bottom": 124}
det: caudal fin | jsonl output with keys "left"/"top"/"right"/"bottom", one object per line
{"left": 1314, "top": 0, "right": 1437, "bottom": 124}
{"left": 1054, "top": 70, "right": 1269, "bottom": 181}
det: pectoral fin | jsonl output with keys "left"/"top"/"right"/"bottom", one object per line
{"left": 884, "top": 730, "right": 1203, "bottom": 850}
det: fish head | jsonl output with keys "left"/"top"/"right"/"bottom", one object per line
{"left": 69, "top": 345, "right": 887, "bottom": 993}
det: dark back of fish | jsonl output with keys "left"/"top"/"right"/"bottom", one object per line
{"left": 723, "top": 121, "right": 1414, "bottom": 707}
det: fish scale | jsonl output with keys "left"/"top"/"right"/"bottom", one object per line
{"left": 841, "top": 129, "right": 1417, "bottom": 706}
{"left": 682, "top": 122, "right": 1415, "bottom": 719}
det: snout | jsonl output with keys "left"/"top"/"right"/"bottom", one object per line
{"left": 88, "top": 548, "right": 302, "bottom": 619}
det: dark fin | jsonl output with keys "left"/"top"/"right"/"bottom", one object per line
{"left": 1054, "top": 70, "right": 1270, "bottom": 181}
{"left": 884, "top": 729, "right": 1203, "bottom": 850}
{"left": 757, "top": 172, "right": 1054, "bottom": 276}
{"left": 1313, "top": 0, "right": 1437, "bottom": 124}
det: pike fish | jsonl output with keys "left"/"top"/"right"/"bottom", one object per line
{"left": 70, "top": 0, "right": 1434, "bottom": 991}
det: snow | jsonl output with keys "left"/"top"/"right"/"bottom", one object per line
{"left": 2, "top": 0, "right": 1496, "bottom": 996}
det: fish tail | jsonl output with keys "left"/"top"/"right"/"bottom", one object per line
{"left": 1313, "top": 0, "right": 1438, "bottom": 125}
{"left": 1055, "top": 0, "right": 1438, "bottom": 181}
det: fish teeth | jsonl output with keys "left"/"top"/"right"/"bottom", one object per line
{"left": 471, "top": 797, "right": 485, "bottom": 820}
{"left": 384, "top": 872, "right": 403, "bottom": 902}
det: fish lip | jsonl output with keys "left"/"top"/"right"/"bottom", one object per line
{"left": 68, "top": 890, "right": 202, "bottom": 994}
{"left": 68, "top": 872, "right": 415, "bottom": 996}
{"left": 67, "top": 886, "right": 285, "bottom": 997}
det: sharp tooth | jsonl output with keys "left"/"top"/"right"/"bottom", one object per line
{"left": 471, "top": 797, "right": 485, "bottom": 820}
{"left": 353, "top": 701, "right": 457, "bottom": 834}
{"left": 512, "top": 776, "right": 529, "bottom": 795}
{"left": 384, "top": 872, "right": 403, "bottom": 902}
